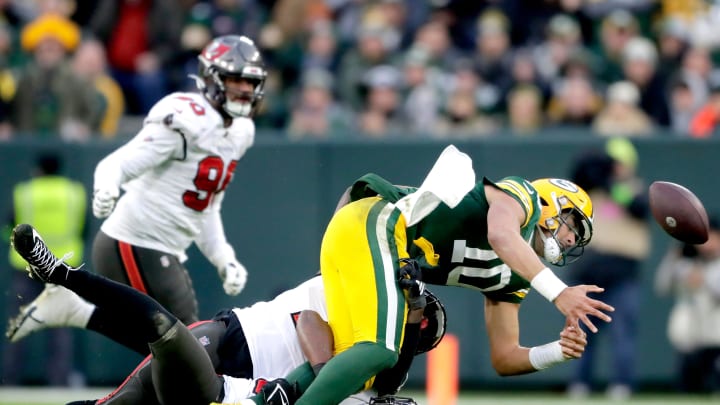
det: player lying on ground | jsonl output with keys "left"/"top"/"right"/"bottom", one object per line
{"left": 8, "top": 224, "right": 444, "bottom": 405}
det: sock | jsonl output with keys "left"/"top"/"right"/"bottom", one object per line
{"left": 296, "top": 342, "right": 397, "bottom": 405}
{"left": 63, "top": 269, "right": 177, "bottom": 344}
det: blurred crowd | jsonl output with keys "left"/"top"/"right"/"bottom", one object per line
{"left": 2, "top": 0, "right": 720, "bottom": 141}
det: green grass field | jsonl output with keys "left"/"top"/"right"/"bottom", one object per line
{"left": 0, "top": 388, "right": 718, "bottom": 405}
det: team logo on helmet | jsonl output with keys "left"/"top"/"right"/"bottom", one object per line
{"left": 203, "top": 43, "right": 231, "bottom": 61}
{"left": 548, "top": 178, "right": 579, "bottom": 192}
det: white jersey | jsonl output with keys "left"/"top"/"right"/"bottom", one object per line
{"left": 222, "top": 277, "right": 379, "bottom": 404}
{"left": 95, "top": 92, "right": 254, "bottom": 263}
{"left": 233, "top": 276, "right": 328, "bottom": 380}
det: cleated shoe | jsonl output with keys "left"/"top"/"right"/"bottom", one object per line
{"left": 10, "top": 224, "right": 76, "bottom": 284}
{"left": 6, "top": 284, "right": 94, "bottom": 342}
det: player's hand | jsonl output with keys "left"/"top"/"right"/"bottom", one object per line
{"left": 397, "top": 259, "right": 425, "bottom": 310}
{"left": 554, "top": 285, "right": 614, "bottom": 333}
{"left": 559, "top": 326, "right": 587, "bottom": 359}
{"left": 92, "top": 186, "right": 120, "bottom": 218}
{"left": 219, "top": 260, "right": 247, "bottom": 296}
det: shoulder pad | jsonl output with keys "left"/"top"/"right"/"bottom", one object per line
{"left": 486, "top": 176, "right": 539, "bottom": 228}
{"left": 145, "top": 92, "right": 221, "bottom": 138}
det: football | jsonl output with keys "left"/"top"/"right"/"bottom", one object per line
{"left": 649, "top": 181, "right": 709, "bottom": 244}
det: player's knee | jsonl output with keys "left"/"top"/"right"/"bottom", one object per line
{"left": 152, "top": 311, "right": 176, "bottom": 338}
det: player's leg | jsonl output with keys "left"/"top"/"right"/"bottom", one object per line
{"left": 296, "top": 198, "right": 406, "bottom": 405}
{"left": 92, "top": 230, "right": 200, "bottom": 324}
{"left": 12, "top": 224, "right": 224, "bottom": 404}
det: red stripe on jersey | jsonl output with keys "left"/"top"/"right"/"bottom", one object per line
{"left": 119, "top": 241, "right": 148, "bottom": 294}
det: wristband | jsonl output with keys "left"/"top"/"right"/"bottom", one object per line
{"left": 530, "top": 268, "right": 568, "bottom": 302}
{"left": 528, "top": 340, "right": 566, "bottom": 370}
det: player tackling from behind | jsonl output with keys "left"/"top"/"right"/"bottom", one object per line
{"left": 89, "top": 35, "right": 267, "bottom": 326}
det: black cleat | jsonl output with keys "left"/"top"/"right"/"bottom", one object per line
{"left": 11, "top": 224, "right": 76, "bottom": 284}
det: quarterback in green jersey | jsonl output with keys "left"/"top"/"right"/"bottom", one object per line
{"left": 256, "top": 145, "right": 613, "bottom": 405}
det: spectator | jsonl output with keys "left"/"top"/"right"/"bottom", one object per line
{"left": 689, "top": 81, "right": 720, "bottom": 138}
{"left": 433, "top": 88, "right": 497, "bottom": 139}
{"left": 400, "top": 46, "right": 442, "bottom": 134}
{"left": 336, "top": 20, "right": 399, "bottom": 112}
{"left": 621, "top": 36, "right": 671, "bottom": 127}
{"left": 300, "top": 20, "right": 340, "bottom": 76}
{"left": 357, "top": 64, "right": 406, "bottom": 137}
{"left": 593, "top": 80, "right": 653, "bottom": 137}
{"left": 71, "top": 38, "right": 125, "bottom": 139}
{"left": 471, "top": 8, "right": 514, "bottom": 114}
{"left": 506, "top": 84, "right": 544, "bottom": 136}
{"left": 88, "top": 0, "right": 184, "bottom": 115}
{"left": 286, "top": 68, "right": 352, "bottom": 140}
{"left": 668, "top": 75, "right": 704, "bottom": 135}
{"left": 546, "top": 75, "right": 603, "bottom": 126}
{"left": 655, "top": 216, "right": 720, "bottom": 394}
{"left": 12, "top": 13, "right": 103, "bottom": 140}
{"left": 567, "top": 137, "right": 651, "bottom": 400}
{"left": 595, "top": 9, "right": 639, "bottom": 84}
{"left": 1, "top": 153, "right": 86, "bottom": 387}
{"left": 410, "top": 19, "right": 461, "bottom": 72}
{"left": 447, "top": 57, "right": 500, "bottom": 116}
{"left": 532, "top": 14, "right": 584, "bottom": 87}
{"left": 655, "top": 17, "right": 690, "bottom": 79}
{"left": 505, "top": 48, "right": 550, "bottom": 109}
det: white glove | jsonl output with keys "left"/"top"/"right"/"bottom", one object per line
{"left": 219, "top": 260, "right": 247, "bottom": 296}
{"left": 93, "top": 186, "right": 120, "bottom": 218}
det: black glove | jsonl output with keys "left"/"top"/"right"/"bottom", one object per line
{"left": 398, "top": 259, "right": 426, "bottom": 310}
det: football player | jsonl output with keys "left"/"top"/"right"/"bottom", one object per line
{"left": 90, "top": 35, "right": 267, "bottom": 327}
{"left": 258, "top": 145, "right": 610, "bottom": 405}
{"left": 7, "top": 224, "right": 446, "bottom": 405}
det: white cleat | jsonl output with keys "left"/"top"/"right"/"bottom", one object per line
{"left": 6, "top": 283, "right": 94, "bottom": 342}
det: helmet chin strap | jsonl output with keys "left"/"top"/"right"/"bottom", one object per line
{"left": 537, "top": 225, "right": 563, "bottom": 264}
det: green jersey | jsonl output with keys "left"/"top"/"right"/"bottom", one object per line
{"left": 349, "top": 173, "right": 542, "bottom": 304}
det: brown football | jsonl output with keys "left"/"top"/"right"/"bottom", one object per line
{"left": 649, "top": 181, "right": 709, "bottom": 244}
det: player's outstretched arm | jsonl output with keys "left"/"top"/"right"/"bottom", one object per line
{"left": 484, "top": 299, "right": 587, "bottom": 376}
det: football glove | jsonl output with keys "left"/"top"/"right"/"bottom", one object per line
{"left": 219, "top": 260, "right": 248, "bottom": 296}
{"left": 92, "top": 186, "right": 119, "bottom": 218}
{"left": 398, "top": 259, "right": 426, "bottom": 310}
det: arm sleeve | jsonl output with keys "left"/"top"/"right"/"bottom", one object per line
{"left": 372, "top": 323, "right": 421, "bottom": 396}
{"left": 195, "top": 192, "right": 236, "bottom": 269}
{"left": 93, "top": 122, "right": 184, "bottom": 190}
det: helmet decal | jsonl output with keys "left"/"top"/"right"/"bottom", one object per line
{"left": 203, "top": 43, "right": 231, "bottom": 61}
{"left": 548, "top": 178, "right": 579, "bottom": 192}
